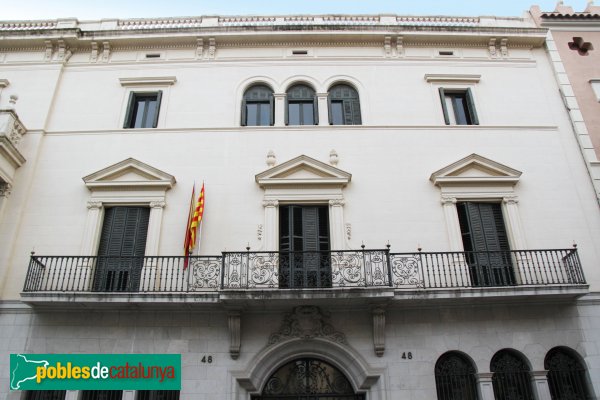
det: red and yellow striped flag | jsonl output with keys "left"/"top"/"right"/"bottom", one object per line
{"left": 187, "top": 183, "right": 205, "bottom": 260}
{"left": 183, "top": 184, "right": 196, "bottom": 263}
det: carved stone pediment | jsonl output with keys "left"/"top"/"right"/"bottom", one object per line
{"left": 430, "top": 153, "right": 522, "bottom": 187}
{"left": 256, "top": 154, "right": 351, "bottom": 188}
{"left": 83, "top": 157, "right": 176, "bottom": 190}
{"left": 268, "top": 306, "right": 346, "bottom": 345}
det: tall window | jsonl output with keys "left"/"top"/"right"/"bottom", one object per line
{"left": 93, "top": 207, "right": 149, "bottom": 292}
{"left": 25, "top": 392, "right": 66, "bottom": 400}
{"left": 435, "top": 352, "right": 479, "bottom": 400}
{"left": 137, "top": 391, "right": 180, "bottom": 400}
{"left": 545, "top": 347, "right": 592, "bottom": 400}
{"left": 491, "top": 350, "right": 534, "bottom": 400}
{"left": 286, "top": 84, "right": 317, "bottom": 125}
{"left": 439, "top": 88, "right": 479, "bottom": 125}
{"left": 328, "top": 84, "right": 362, "bottom": 125}
{"left": 242, "top": 85, "right": 274, "bottom": 126}
{"left": 457, "top": 202, "right": 514, "bottom": 286}
{"left": 81, "top": 391, "right": 123, "bottom": 400}
{"left": 124, "top": 91, "right": 162, "bottom": 129}
{"left": 279, "top": 205, "right": 330, "bottom": 288}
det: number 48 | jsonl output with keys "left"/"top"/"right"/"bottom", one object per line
{"left": 402, "top": 352, "right": 413, "bottom": 360}
{"left": 201, "top": 355, "right": 213, "bottom": 363}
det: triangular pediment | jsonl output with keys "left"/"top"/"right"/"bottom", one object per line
{"left": 83, "top": 158, "right": 176, "bottom": 190}
{"left": 256, "top": 155, "right": 351, "bottom": 187}
{"left": 430, "top": 154, "right": 521, "bottom": 186}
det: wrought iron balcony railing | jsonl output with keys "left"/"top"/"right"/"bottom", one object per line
{"left": 22, "top": 248, "right": 585, "bottom": 294}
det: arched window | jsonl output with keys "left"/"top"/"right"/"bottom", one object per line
{"left": 435, "top": 352, "right": 479, "bottom": 400}
{"left": 286, "top": 84, "right": 317, "bottom": 125}
{"left": 545, "top": 347, "right": 592, "bottom": 400}
{"left": 253, "top": 358, "right": 364, "bottom": 399}
{"left": 242, "top": 85, "right": 274, "bottom": 126}
{"left": 491, "top": 350, "right": 534, "bottom": 400}
{"left": 328, "top": 84, "right": 361, "bottom": 125}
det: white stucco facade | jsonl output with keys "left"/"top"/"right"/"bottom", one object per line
{"left": 0, "top": 13, "right": 599, "bottom": 400}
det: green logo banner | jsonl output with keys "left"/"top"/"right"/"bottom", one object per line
{"left": 10, "top": 354, "right": 181, "bottom": 391}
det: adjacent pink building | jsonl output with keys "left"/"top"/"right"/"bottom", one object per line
{"left": 531, "top": 2, "right": 600, "bottom": 201}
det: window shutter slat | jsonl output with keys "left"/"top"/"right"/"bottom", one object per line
{"left": 269, "top": 95, "right": 274, "bottom": 126}
{"left": 327, "top": 94, "right": 333, "bottom": 125}
{"left": 152, "top": 90, "right": 163, "bottom": 128}
{"left": 284, "top": 96, "right": 289, "bottom": 125}
{"left": 466, "top": 88, "right": 479, "bottom": 125}
{"left": 313, "top": 94, "right": 319, "bottom": 125}
{"left": 352, "top": 99, "right": 362, "bottom": 125}
{"left": 241, "top": 99, "right": 247, "bottom": 126}
{"left": 123, "top": 92, "right": 135, "bottom": 128}
{"left": 438, "top": 88, "right": 450, "bottom": 125}
{"left": 343, "top": 100, "right": 353, "bottom": 125}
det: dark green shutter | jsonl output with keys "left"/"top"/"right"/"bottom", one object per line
{"left": 351, "top": 99, "right": 362, "bottom": 125}
{"left": 458, "top": 203, "right": 509, "bottom": 253}
{"left": 284, "top": 97, "right": 289, "bottom": 125}
{"left": 123, "top": 92, "right": 135, "bottom": 128}
{"left": 327, "top": 95, "right": 333, "bottom": 125}
{"left": 95, "top": 207, "right": 149, "bottom": 291}
{"left": 466, "top": 88, "right": 479, "bottom": 125}
{"left": 269, "top": 95, "right": 274, "bottom": 126}
{"left": 241, "top": 99, "right": 247, "bottom": 126}
{"left": 343, "top": 100, "right": 353, "bottom": 125}
{"left": 438, "top": 88, "right": 450, "bottom": 125}
{"left": 313, "top": 95, "right": 319, "bottom": 125}
{"left": 152, "top": 90, "right": 162, "bottom": 128}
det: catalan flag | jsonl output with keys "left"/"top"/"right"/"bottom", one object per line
{"left": 183, "top": 184, "right": 196, "bottom": 267}
{"left": 189, "top": 182, "right": 205, "bottom": 254}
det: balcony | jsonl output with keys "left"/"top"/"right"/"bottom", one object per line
{"left": 20, "top": 248, "right": 588, "bottom": 308}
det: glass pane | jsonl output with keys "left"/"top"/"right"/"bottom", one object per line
{"left": 259, "top": 103, "right": 270, "bottom": 126}
{"left": 451, "top": 95, "right": 469, "bottom": 125}
{"left": 302, "top": 103, "right": 314, "bottom": 125}
{"left": 247, "top": 103, "right": 258, "bottom": 126}
{"left": 444, "top": 95, "right": 457, "bottom": 125}
{"left": 288, "top": 103, "right": 300, "bottom": 125}
{"left": 144, "top": 99, "right": 157, "bottom": 128}
{"left": 331, "top": 101, "right": 344, "bottom": 125}
{"left": 133, "top": 101, "right": 146, "bottom": 128}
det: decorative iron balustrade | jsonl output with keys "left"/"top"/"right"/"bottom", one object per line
{"left": 23, "top": 255, "right": 222, "bottom": 293}
{"left": 22, "top": 248, "right": 585, "bottom": 293}
{"left": 389, "top": 248, "right": 585, "bottom": 288}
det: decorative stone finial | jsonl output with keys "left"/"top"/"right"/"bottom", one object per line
{"left": 329, "top": 149, "right": 339, "bottom": 166}
{"left": 266, "top": 150, "right": 276, "bottom": 167}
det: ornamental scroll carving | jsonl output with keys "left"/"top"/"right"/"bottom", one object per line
{"left": 268, "top": 306, "right": 347, "bottom": 345}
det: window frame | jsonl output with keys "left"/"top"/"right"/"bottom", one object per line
{"left": 285, "top": 84, "right": 318, "bottom": 126}
{"left": 123, "top": 91, "right": 163, "bottom": 129}
{"left": 438, "top": 87, "right": 479, "bottom": 126}
{"left": 241, "top": 84, "right": 274, "bottom": 127}
{"left": 327, "top": 84, "right": 362, "bottom": 125}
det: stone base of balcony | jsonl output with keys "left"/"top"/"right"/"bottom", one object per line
{"left": 20, "top": 284, "right": 589, "bottom": 310}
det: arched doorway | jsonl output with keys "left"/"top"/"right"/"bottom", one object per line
{"left": 252, "top": 358, "right": 365, "bottom": 400}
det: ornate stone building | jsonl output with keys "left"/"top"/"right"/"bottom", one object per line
{"left": 0, "top": 11, "right": 599, "bottom": 400}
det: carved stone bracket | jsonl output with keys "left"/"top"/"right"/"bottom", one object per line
{"left": 503, "top": 195, "right": 519, "bottom": 205}
{"left": 268, "top": 306, "right": 347, "bottom": 345}
{"left": 150, "top": 200, "right": 166, "bottom": 209}
{"left": 207, "top": 38, "right": 216, "bottom": 59}
{"left": 396, "top": 36, "right": 404, "bottom": 57}
{"left": 0, "top": 182, "right": 12, "bottom": 198}
{"left": 102, "top": 41, "right": 111, "bottom": 62}
{"left": 329, "top": 199, "right": 345, "bottom": 207}
{"left": 488, "top": 38, "right": 497, "bottom": 58}
{"left": 229, "top": 312, "right": 241, "bottom": 360}
{"left": 196, "top": 38, "right": 204, "bottom": 59}
{"left": 372, "top": 307, "right": 385, "bottom": 357}
{"left": 500, "top": 38, "right": 508, "bottom": 58}
{"left": 44, "top": 40, "right": 53, "bottom": 61}
{"left": 440, "top": 196, "right": 457, "bottom": 205}
{"left": 90, "top": 42, "right": 98, "bottom": 62}
{"left": 384, "top": 36, "right": 392, "bottom": 58}
{"left": 86, "top": 201, "right": 103, "bottom": 210}
{"left": 262, "top": 199, "right": 279, "bottom": 208}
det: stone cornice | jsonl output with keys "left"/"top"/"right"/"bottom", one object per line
{"left": 0, "top": 14, "right": 548, "bottom": 50}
